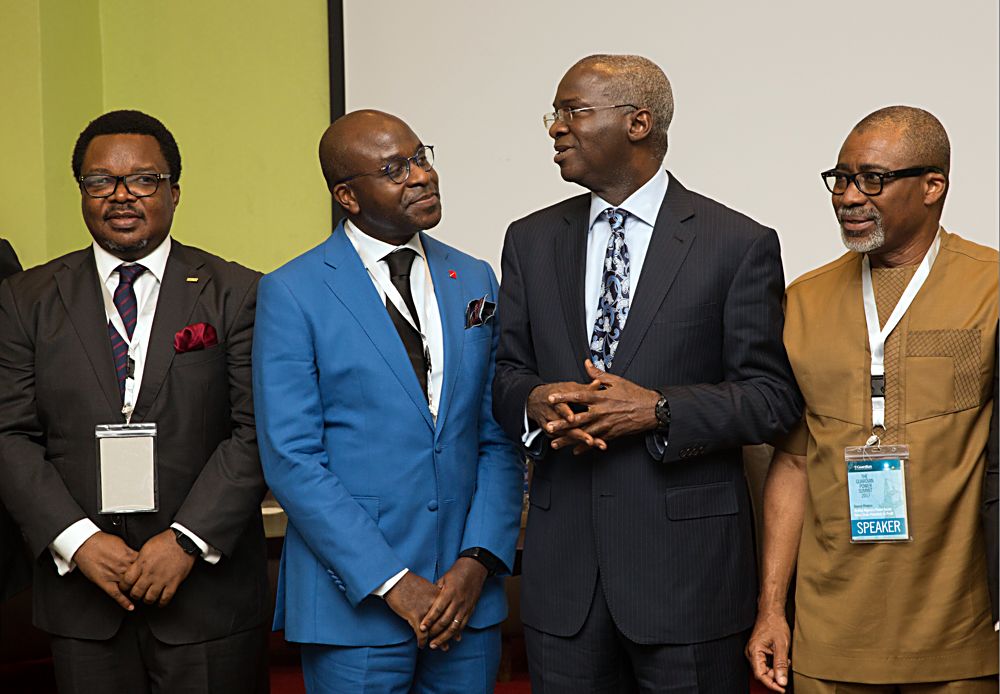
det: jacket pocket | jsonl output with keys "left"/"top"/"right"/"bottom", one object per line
{"left": 529, "top": 477, "right": 550, "bottom": 510}
{"left": 665, "top": 481, "right": 738, "bottom": 520}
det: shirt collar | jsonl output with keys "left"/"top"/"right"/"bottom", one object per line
{"left": 589, "top": 168, "right": 670, "bottom": 230}
{"left": 344, "top": 219, "right": 426, "bottom": 269}
{"left": 92, "top": 234, "right": 171, "bottom": 284}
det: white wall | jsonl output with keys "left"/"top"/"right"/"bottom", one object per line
{"left": 344, "top": 0, "right": 998, "bottom": 283}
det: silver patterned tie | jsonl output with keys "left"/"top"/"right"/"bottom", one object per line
{"left": 589, "top": 208, "right": 630, "bottom": 371}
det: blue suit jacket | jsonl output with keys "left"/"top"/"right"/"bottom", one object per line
{"left": 253, "top": 224, "right": 522, "bottom": 646}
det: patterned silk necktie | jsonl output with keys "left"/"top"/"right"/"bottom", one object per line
{"left": 383, "top": 248, "right": 429, "bottom": 400}
{"left": 589, "top": 208, "right": 630, "bottom": 371}
{"left": 108, "top": 263, "right": 147, "bottom": 400}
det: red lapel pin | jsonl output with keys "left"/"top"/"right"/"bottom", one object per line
{"left": 448, "top": 270, "right": 457, "bottom": 279}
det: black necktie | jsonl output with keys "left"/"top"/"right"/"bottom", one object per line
{"left": 383, "top": 249, "right": 428, "bottom": 400}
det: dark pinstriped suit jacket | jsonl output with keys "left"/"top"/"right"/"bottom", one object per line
{"left": 493, "top": 174, "right": 803, "bottom": 644}
{"left": 0, "top": 239, "right": 28, "bottom": 602}
{"left": 0, "top": 241, "right": 268, "bottom": 643}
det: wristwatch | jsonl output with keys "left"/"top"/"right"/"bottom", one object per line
{"left": 173, "top": 528, "right": 200, "bottom": 556}
{"left": 654, "top": 391, "right": 671, "bottom": 436}
{"left": 458, "top": 547, "right": 504, "bottom": 576}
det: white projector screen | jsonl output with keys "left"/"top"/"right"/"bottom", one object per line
{"left": 343, "top": 1, "right": 998, "bottom": 283}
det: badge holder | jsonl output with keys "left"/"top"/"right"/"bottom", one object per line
{"left": 845, "top": 441, "right": 911, "bottom": 543}
{"left": 95, "top": 423, "right": 158, "bottom": 514}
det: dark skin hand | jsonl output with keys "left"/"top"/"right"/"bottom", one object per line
{"left": 420, "top": 557, "right": 488, "bottom": 650}
{"left": 546, "top": 360, "right": 660, "bottom": 453}
{"left": 118, "top": 529, "right": 196, "bottom": 607}
{"left": 384, "top": 571, "right": 440, "bottom": 648}
{"left": 73, "top": 531, "right": 139, "bottom": 611}
{"left": 527, "top": 381, "right": 607, "bottom": 453}
{"left": 746, "top": 609, "right": 792, "bottom": 692}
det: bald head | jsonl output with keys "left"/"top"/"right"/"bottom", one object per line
{"left": 317, "top": 109, "right": 441, "bottom": 243}
{"left": 319, "top": 109, "right": 412, "bottom": 189}
{"left": 852, "top": 105, "right": 950, "bottom": 176}
{"left": 571, "top": 54, "right": 674, "bottom": 160}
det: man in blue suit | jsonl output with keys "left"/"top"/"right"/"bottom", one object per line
{"left": 252, "top": 110, "right": 523, "bottom": 693}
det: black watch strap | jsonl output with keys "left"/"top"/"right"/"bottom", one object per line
{"left": 173, "top": 528, "right": 200, "bottom": 556}
{"left": 459, "top": 547, "right": 504, "bottom": 576}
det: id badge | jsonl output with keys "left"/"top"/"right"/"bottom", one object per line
{"left": 95, "top": 423, "right": 158, "bottom": 513}
{"left": 845, "top": 444, "right": 911, "bottom": 543}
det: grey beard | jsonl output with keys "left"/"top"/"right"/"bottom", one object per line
{"left": 839, "top": 209, "right": 884, "bottom": 254}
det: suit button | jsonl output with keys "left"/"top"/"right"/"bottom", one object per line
{"left": 111, "top": 515, "right": 122, "bottom": 527}
{"left": 434, "top": 444, "right": 443, "bottom": 454}
{"left": 427, "top": 500, "right": 439, "bottom": 512}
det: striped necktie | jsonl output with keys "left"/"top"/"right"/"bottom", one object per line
{"left": 108, "top": 263, "right": 147, "bottom": 401}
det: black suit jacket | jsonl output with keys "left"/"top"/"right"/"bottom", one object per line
{"left": 0, "top": 238, "right": 28, "bottom": 602}
{"left": 493, "top": 175, "right": 802, "bottom": 644}
{"left": 0, "top": 240, "right": 268, "bottom": 643}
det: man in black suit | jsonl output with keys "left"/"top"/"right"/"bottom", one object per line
{"left": 0, "top": 111, "right": 268, "bottom": 693}
{"left": 0, "top": 239, "right": 29, "bottom": 603}
{"left": 0, "top": 240, "right": 20, "bottom": 279}
{"left": 493, "top": 54, "right": 802, "bottom": 693}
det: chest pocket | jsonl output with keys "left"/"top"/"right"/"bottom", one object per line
{"left": 904, "top": 328, "right": 982, "bottom": 422}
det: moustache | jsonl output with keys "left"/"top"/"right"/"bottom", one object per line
{"left": 838, "top": 207, "right": 880, "bottom": 223}
{"left": 404, "top": 190, "right": 439, "bottom": 207}
{"left": 104, "top": 206, "right": 144, "bottom": 220}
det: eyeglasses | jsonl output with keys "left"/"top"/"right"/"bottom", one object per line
{"left": 79, "top": 173, "right": 172, "bottom": 199}
{"left": 335, "top": 145, "right": 435, "bottom": 185}
{"left": 542, "top": 104, "right": 638, "bottom": 128}
{"left": 820, "top": 166, "right": 944, "bottom": 196}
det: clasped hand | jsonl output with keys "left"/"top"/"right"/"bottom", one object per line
{"left": 73, "top": 529, "right": 196, "bottom": 611}
{"left": 528, "top": 360, "right": 660, "bottom": 454}
{"left": 384, "top": 558, "right": 488, "bottom": 651}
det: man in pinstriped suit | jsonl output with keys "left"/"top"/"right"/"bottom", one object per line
{"left": 493, "top": 54, "right": 802, "bottom": 693}
{"left": 0, "top": 239, "right": 27, "bottom": 603}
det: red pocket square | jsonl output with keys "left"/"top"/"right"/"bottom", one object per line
{"left": 174, "top": 322, "right": 218, "bottom": 353}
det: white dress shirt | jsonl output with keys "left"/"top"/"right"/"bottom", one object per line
{"left": 49, "top": 236, "right": 221, "bottom": 575}
{"left": 344, "top": 220, "right": 446, "bottom": 596}
{"left": 523, "top": 169, "right": 670, "bottom": 445}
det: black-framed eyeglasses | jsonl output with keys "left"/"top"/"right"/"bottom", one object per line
{"left": 335, "top": 145, "right": 435, "bottom": 185}
{"left": 542, "top": 104, "right": 638, "bottom": 128}
{"left": 820, "top": 166, "right": 944, "bottom": 196}
{"left": 79, "top": 173, "right": 172, "bottom": 199}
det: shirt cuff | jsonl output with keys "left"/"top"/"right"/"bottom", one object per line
{"left": 372, "top": 568, "right": 409, "bottom": 598}
{"left": 49, "top": 518, "right": 101, "bottom": 576}
{"left": 171, "top": 523, "right": 221, "bottom": 564}
{"left": 523, "top": 404, "right": 543, "bottom": 447}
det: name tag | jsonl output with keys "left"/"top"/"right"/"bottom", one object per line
{"left": 96, "top": 423, "right": 158, "bottom": 514}
{"left": 845, "top": 444, "right": 911, "bottom": 543}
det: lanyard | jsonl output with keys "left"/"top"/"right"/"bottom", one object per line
{"left": 861, "top": 228, "right": 941, "bottom": 433}
{"left": 101, "top": 272, "right": 157, "bottom": 423}
{"left": 365, "top": 255, "right": 436, "bottom": 412}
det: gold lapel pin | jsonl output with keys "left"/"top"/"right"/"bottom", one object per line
{"left": 186, "top": 277, "right": 199, "bottom": 283}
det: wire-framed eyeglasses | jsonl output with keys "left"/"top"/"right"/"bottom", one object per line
{"left": 335, "top": 145, "right": 435, "bottom": 185}
{"left": 542, "top": 104, "right": 637, "bottom": 128}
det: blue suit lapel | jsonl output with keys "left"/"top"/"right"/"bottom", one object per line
{"left": 421, "top": 233, "right": 463, "bottom": 440}
{"left": 322, "top": 225, "right": 434, "bottom": 430}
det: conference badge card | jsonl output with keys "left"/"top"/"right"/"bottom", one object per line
{"left": 95, "top": 423, "right": 158, "bottom": 513}
{"left": 845, "top": 444, "right": 910, "bottom": 542}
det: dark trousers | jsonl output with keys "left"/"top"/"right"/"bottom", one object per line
{"left": 525, "top": 578, "right": 749, "bottom": 694}
{"left": 49, "top": 613, "right": 269, "bottom": 694}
